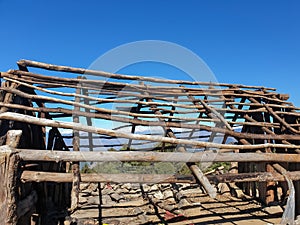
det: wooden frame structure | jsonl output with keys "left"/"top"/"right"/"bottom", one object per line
{"left": 0, "top": 59, "right": 300, "bottom": 224}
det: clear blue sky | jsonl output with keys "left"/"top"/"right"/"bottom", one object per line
{"left": 1, "top": 1, "right": 300, "bottom": 105}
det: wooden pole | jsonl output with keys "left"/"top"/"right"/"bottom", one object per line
{"left": 2, "top": 112, "right": 300, "bottom": 148}
{"left": 16, "top": 59, "right": 276, "bottom": 90}
{"left": 0, "top": 130, "right": 23, "bottom": 225}
{"left": 20, "top": 170, "right": 300, "bottom": 184}
{"left": 70, "top": 84, "right": 81, "bottom": 212}
{"left": 15, "top": 149, "right": 300, "bottom": 163}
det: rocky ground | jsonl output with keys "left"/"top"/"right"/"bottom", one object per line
{"left": 66, "top": 182, "right": 284, "bottom": 225}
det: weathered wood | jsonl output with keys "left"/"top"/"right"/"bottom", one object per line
{"left": 3, "top": 101, "right": 294, "bottom": 140}
{"left": 2, "top": 58, "right": 300, "bottom": 218}
{"left": 82, "top": 88, "right": 94, "bottom": 152}
{"left": 20, "top": 170, "right": 300, "bottom": 184}
{"left": 15, "top": 149, "right": 300, "bottom": 163}
{"left": 198, "top": 98, "right": 232, "bottom": 131}
{"left": 17, "top": 59, "right": 276, "bottom": 90}
{"left": 145, "top": 89, "right": 216, "bottom": 198}
{"left": 6, "top": 130, "right": 22, "bottom": 148}
{"left": 0, "top": 145, "right": 21, "bottom": 225}
{"left": 21, "top": 171, "right": 195, "bottom": 183}
{"left": 265, "top": 104, "right": 300, "bottom": 134}
{"left": 8, "top": 70, "right": 271, "bottom": 96}
{"left": 1, "top": 83, "right": 278, "bottom": 117}
{"left": 0, "top": 80, "right": 19, "bottom": 114}
{"left": 2, "top": 112, "right": 300, "bottom": 149}
{"left": 70, "top": 84, "right": 81, "bottom": 212}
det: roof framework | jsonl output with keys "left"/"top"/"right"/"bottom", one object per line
{"left": 1, "top": 59, "right": 300, "bottom": 222}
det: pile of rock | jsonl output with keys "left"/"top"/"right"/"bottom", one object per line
{"left": 66, "top": 180, "right": 284, "bottom": 225}
{"left": 70, "top": 182, "right": 204, "bottom": 224}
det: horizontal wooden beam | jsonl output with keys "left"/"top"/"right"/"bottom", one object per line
{"left": 21, "top": 171, "right": 195, "bottom": 183}
{"left": 20, "top": 170, "right": 300, "bottom": 184}
{"left": 17, "top": 59, "right": 277, "bottom": 90}
{"left": 2, "top": 112, "right": 300, "bottom": 147}
{"left": 14, "top": 148, "right": 300, "bottom": 163}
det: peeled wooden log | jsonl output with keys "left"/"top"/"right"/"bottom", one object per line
{"left": 20, "top": 171, "right": 300, "bottom": 184}
{"left": 13, "top": 149, "right": 300, "bottom": 163}
{"left": 2, "top": 112, "right": 300, "bottom": 149}
{"left": 17, "top": 59, "right": 276, "bottom": 90}
{"left": 21, "top": 171, "right": 196, "bottom": 184}
{"left": 70, "top": 85, "right": 81, "bottom": 212}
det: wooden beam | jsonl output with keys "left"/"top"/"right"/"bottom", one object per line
{"left": 17, "top": 59, "right": 276, "bottom": 90}
{"left": 2, "top": 112, "right": 300, "bottom": 149}
{"left": 15, "top": 149, "right": 300, "bottom": 163}
{"left": 20, "top": 170, "right": 300, "bottom": 184}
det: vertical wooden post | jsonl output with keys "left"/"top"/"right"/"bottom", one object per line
{"left": 248, "top": 97, "right": 273, "bottom": 204}
{"left": 0, "top": 130, "right": 22, "bottom": 225}
{"left": 82, "top": 87, "right": 94, "bottom": 152}
{"left": 70, "top": 83, "right": 81, "bottom": 211}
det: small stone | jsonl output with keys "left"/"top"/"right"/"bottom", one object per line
{"left": 81, "top": 188, "right": 92, "bottom": 194}
{"left": 179, "top": 183, "right": 190, "bottom": 190}
{"left": 87, "top": 196, "right": 100, "bottom": 205}
{"left": 142, "top": 184, "right": 150, "bottom": 192}
{"left": 137, "top": 213, "right": 148, "bottom": 224}
{"left": 131, "top": 183, "right": 141, "bottom": 190}
{"left": 160, "top": 183, "right": 171, "bottom": 189}
{"left": 116, "top": 188, "right": 128, "bottom": 195}
{"left": 79, "top": 196, "right": 87, "bottom": 204}
{"left": 163, "top": 190, "right": 173, "bottom": 199}
{"left": 64, "top": 221, "right": 71, "bottom": 225}
{"left": 129, "top": 189, "right": 140, "bottom": 194}
{"left": 113, "top": 185, "right": 119, "bottom": 191}
{"left": 110, "top": 193, "right": 124, "bottom": 202}
{"left": 80, "top": 182, "right": 90, "bottom": 190}
{"left": 122, "top": 183, "right": 132, "bottom": 190}
{"left": 218, "top": 183, "right": 231, "bottom": 196}
{"left": 150, "top": 184, "right": 159, "bottom": 192}
{"left": 102, "top": 195, "right": 113, "bottom": 205}
{"left": 91, "top": 191, "right": 99, "bottom": 196}
{"left": 88, "top": 183, "right": 98, "bottom": 192}
{"left": 102, "top": 188, "right": 114, "bottom": 195}
{"left": 79, "top": 192, "right": 89, "bottom": 197}
{"left": 175, "top": 191, "right": 184, "bottom": 200}
{"left": 153, "top": 191, "right": 164, "bottom": 200}
{"left": 133, "top": 207, "right": 143, "bottom": 214}
{"left": 178, "top": 199, "right": 191, "bottom": 208}
{"left": 263, "top": 205, "right": 283, "bottom": 215}
{"left": 124, "top": 193, "right": 142, "bottom": 200}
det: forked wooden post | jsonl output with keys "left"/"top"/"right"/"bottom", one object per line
{"left": 0, "top": 130, "right": 22, "bottom": 225}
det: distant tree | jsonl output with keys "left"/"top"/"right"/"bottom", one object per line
{"left": 154, "top": 142, "right": 177, "bottom": 152}
{"left": 81, "top": 163, "right": 95, "bottom": 173}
